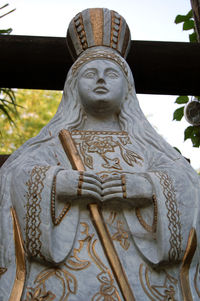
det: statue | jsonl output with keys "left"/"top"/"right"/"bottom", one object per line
{"left": 0, "top": 8, "right": 200, "bottom": 301}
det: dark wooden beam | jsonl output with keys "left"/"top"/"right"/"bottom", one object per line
{"left": 0, "top": 35, "right": 200, "bottom": 95}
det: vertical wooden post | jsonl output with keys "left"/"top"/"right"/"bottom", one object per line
{"left": 191, "top": 0, "right": 200, "bottom": 41}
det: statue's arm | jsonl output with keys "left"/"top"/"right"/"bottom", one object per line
{"left": 124, "top": 158, "right": 199, "bottom": 266}
{"left": 10, "top": 162, "right": 80, "bottom": 264}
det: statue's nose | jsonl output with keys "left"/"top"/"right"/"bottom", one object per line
{"left": 96, "top": 78, "right": 105, "bottom": 84}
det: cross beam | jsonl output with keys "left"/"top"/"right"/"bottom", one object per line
{"left": 0, "top": 35, "right": 200, "bottom": 95}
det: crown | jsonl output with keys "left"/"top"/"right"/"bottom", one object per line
{"left": 66, "top": 8, "right": 131, "bottom": 61}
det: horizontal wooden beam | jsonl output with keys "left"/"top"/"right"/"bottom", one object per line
{"left": 0, "top": 35, "right": 200, "bottom": 95}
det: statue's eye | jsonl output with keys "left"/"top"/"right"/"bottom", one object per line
{"left": 106, "top": 71, "right": 119, "bottom": 79}
{"left": 84, "top": 71, "right": 96, "bottom": 78}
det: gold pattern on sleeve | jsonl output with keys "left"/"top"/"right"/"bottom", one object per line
{"left": 135, "top": 195, "right": 157, "bottom": 234}
{"left": 26, "top": 165, "right": 50, "bottom": 260}
{"left": 106, "top": 211, "right": 130, "bottom": 251}
{"left": 51, "top": 174, "right": 71, "bottom": 226}
{"left": 71, "top": 130, "right": 143, "bottom": 170}
{"left": 139, "top": 263, "right": 178, "bottom": 301}
{"left": 155, "top": 171, "right": 182, "bottom": 261}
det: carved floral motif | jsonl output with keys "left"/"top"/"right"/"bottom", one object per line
{"left": 139, "top": 263, "right": 178, "bottom": 301}
{"left": 71, "top": 130, "right": 143, "bottom": 170}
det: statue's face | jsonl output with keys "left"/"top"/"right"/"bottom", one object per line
{"left": 77, "top": 59, "right": 127, "bottom": 116}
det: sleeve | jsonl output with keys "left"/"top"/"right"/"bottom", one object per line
{"left": 124, "top": 155, "right": 199, "bottom": 266}
{"left": 10, "top": 163, "right": 79, "bottom": 264}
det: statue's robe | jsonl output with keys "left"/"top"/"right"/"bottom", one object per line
{"left": 1, "top": 130, "right": 200, "bottom": 300}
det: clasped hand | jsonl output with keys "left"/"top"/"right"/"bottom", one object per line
{"left": 56, "top": 170, "right": 153, "bottom": 206}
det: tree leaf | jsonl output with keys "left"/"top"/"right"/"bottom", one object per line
{"left": 175, "top": 10, "right": 193, "bottom": 24}
{"left": 186, "top": 10, "right": 193, "bottom": 19}
{"left": 191, "top": 135, "right": 200, "bottom": 147}
{"left": 184, "top": 126, "right": 200, "bottom": 147}
{"left": 175, "top": 14, "right": 188, "bottom": 24}
{"left": 0, "top": 28, "right": 12, "bottom": 34}
{"left": 189, "top": 32, "right": 198, "bottom": 42}
{"left": 183, "top": 20, "right": 195, "bottom": 30}
{"left": 175, "top": 96, "right": 189, "bottom": 104}
{"left": 173, "top": 107, "right": 184, "bottom": 121}
{"left": 184, "top": 126, "right": 194, "bottom": 141}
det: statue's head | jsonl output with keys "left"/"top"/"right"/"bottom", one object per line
{"left": 76, "top": 58, "right": 128, "bottom": 117}
{"left": 62, "top": 8, "right": 134, "bottom": 121}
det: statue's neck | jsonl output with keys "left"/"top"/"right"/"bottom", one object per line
{"left": 81, "top": 113, "right": 121, "bottom": 131}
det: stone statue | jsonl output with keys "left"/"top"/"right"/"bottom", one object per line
{"left": 0, "top": 8, "right": 200, "bottom": 301}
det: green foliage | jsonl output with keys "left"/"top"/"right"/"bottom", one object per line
{"left": 183, "top": 19, "right": 194, "bottom": 30}
{"left": 1, "top": 89, "right": 61, "bottom": 153}
{"left": 0, "top": 28, "right": 12, "bottom": 34}
{"left": 173, "top": 106, "right": 184, "bottom": 121}
{"left": 175, "top": 96, "right": 189, "bottom": 104}
{"left": 175, "top": 10, "right": 193, "bottom": 24}
{"left": 189, "top": 32, "right": 197, "bottom": 42}
{"left": 184, "top": 126, "right": 200, "bottom": 147}
{"left": 174, "top": 9, "right": 200, "bottom": 148}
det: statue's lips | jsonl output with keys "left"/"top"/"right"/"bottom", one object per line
{"left": 93, "top": 87, "right": 109, "bottom": 94}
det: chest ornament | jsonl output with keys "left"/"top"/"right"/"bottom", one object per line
{"left": 71, "top": 131, "right": 143, "bottom": 170}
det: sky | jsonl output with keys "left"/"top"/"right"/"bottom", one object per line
{"left": 1, "top": 0, "right": 199, "bottom": 170}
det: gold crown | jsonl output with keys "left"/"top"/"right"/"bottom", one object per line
{"left": 66, "top": 8, "right": 131, "bottom": 61}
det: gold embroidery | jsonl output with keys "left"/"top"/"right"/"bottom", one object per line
{"left": 65, "top": 222, "right": 91, "bottom": 271}
{"left": 135, "top": 195, "right": 157, "bottom": 234}
{"left": 77, "top": 171, "right": 84, "bottom": 196}
{"left": 71, "top": 131, "right": 143, "bottom": 170}
{"left": 194, "top": 263, "right": 200, "bottom": 297}
{"left": 106, "top": 211, "right": 130, "bottom": 251}
{"left": 24, "top": 267, "right": 76, "bottom": 301}
{"left": 24, "top": 287, "right": 56, "bottom": 300}
{"left": 155, "top": 171, "right": 182, "bottom": 261}
{"left": 72, "top": 50, "right": 128, "bottom": 76}
{"left": 26, "top": 165, "right": 50, "bottom": 259}
{"left": 0, "top": 267, "right": 7, "bottom": 277}
{"left": 92, "top": 270, "right": 121, "bottom": 301}
{"left": 26, "top": 222, "right": 121, "bottom": 300}
{"left": 69, "top": 222, "right": 121, "bottom": 300}
{"left": 51, "top": 174, "right": 71, "bottom": 226}
{"left": 112, "top": 220, "right": 130, "bottom": 251}
{"left": 81, "top": 223, "right": 121, "bottom": 301}
{"left": 139, "top": 263, "right": 178, "bottom": 301}
{"left": 121, "top": 174, "right": 127, "bottom": 199}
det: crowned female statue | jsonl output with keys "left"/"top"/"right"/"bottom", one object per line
{"left": 0, "top": 8, "right": 200, "bottom": 301}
